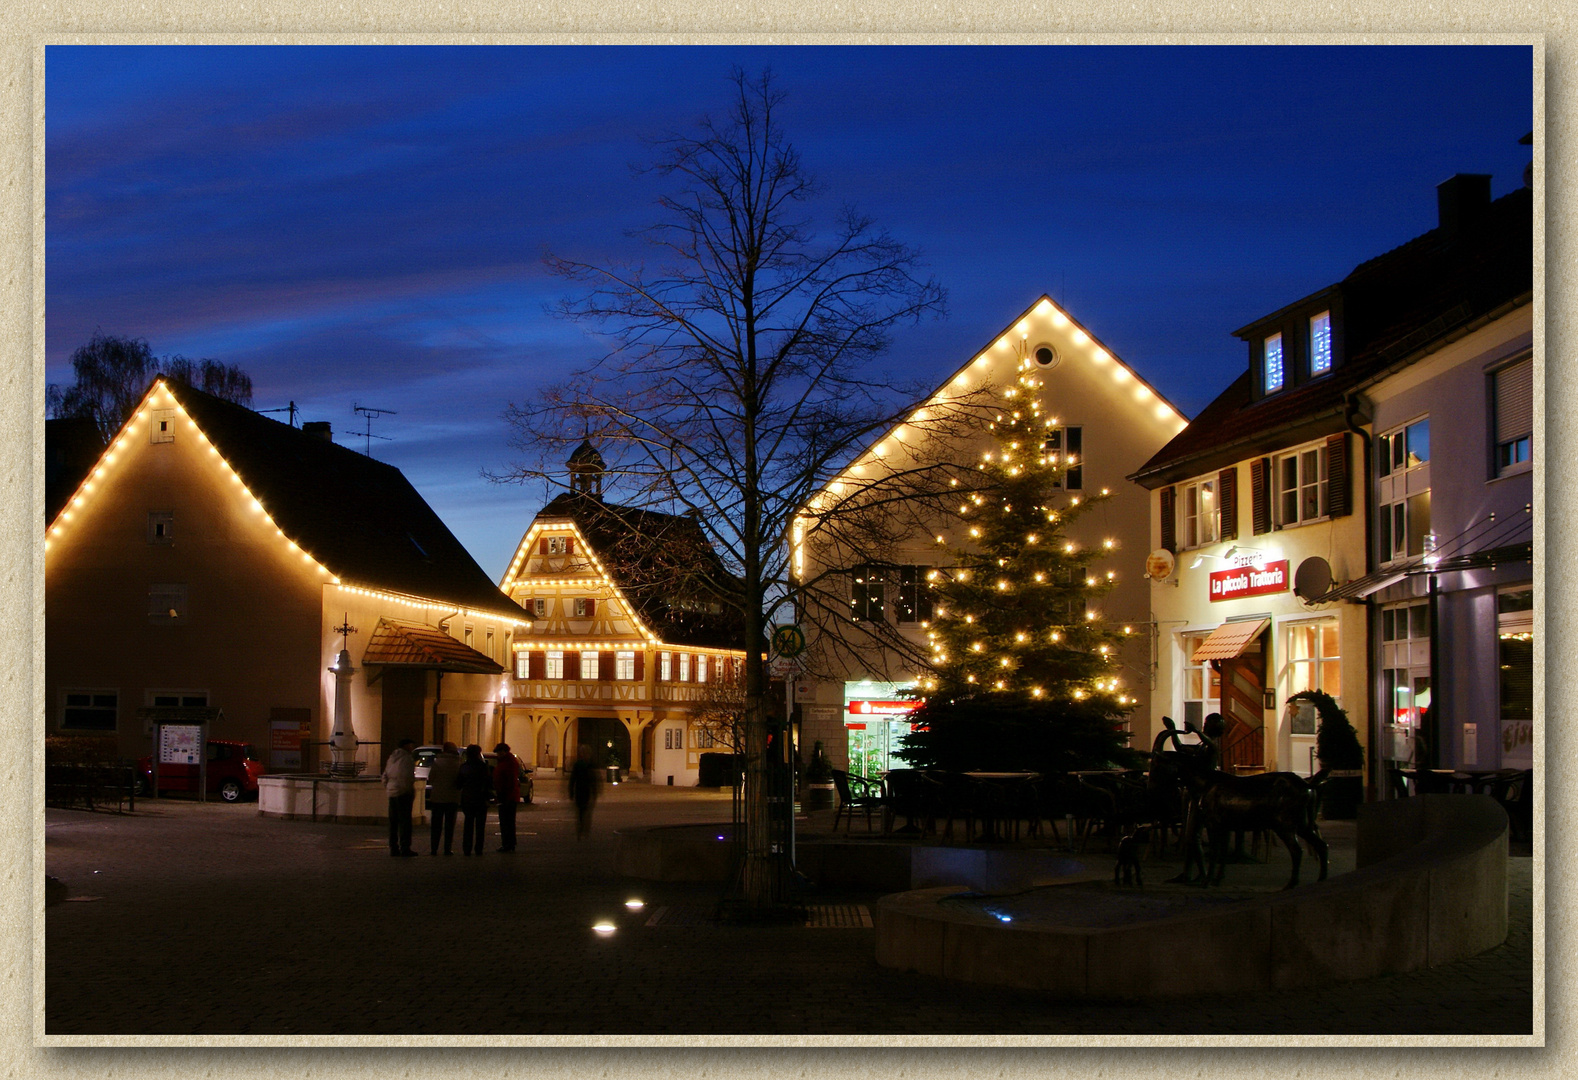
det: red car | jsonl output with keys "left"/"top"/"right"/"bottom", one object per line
{"left": 136, "top": 739, "right": 265, "bottom": 802}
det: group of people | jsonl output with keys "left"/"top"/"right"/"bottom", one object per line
{"left": 379, "top": 739, "right": 529, "bottom": 856}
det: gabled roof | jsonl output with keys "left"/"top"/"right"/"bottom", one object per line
{"left": 51, "top": 379, "right": 528, "bottom": 623}
{"left": 362, "top": 618, "right": 505, "bottom": 674}
{"left": 1131, "top": 187, "right": 1532, "bottom": 488}
{"left": 507, "top": 491, "right": 745, "bottom": 651}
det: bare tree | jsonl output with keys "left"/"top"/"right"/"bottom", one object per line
{"left": 48, "top": 332, "right": 254, "bottom": 440}
{"left": 501, "top": 68, "right": 953, "bottom": 913}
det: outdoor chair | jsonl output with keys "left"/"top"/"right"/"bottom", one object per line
{"left": 1491, "top": 768, "right": 1533, "bottom": 843}
{"left": 830, "top": 770, "right": 884, "bottom": 832}
{"left": 881, "top": 769, "right": 935, "bottom": 836}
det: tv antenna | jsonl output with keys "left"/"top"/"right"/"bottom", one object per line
{"left": 353, "top": 404, "right": 396, "bottom": 457}
{"left": 259, "top": 401, "right": 300, "bottom": 427}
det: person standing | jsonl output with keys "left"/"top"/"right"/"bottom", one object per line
{"left": 457, "top": 744, "right": 492, "bottom": 855}
{"left": 426, "top": 742, "right": 462, "bottom": 855}
{"left": 493, "top": 742, "right": 522, "bottom": 852}
{"left": 381, "top": 739, "right": 417, "bottom": 857}
{"left": 567, "top": 743, "right": 600, "bottom": 840}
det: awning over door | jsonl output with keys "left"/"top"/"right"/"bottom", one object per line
{"left": 361, "top": 618, "right": 504, "bottom": 674}
{"left": 1190, "top": 618, "right": 1269, "bottom": 662}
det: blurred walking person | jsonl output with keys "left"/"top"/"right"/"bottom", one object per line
{"left": 381, "top": 739, "right": 417, "bottom": 857}
{"left": 493, "top": 742, "right": 522, "bottom": 852}
{"left": 568, "top": 743, "right": 600, "bottom": 840}
{"left": 457, "top": 744, "right": 492, "bottom": 855}
{"left": 426, "top": 742, "right": 462, "bottom": 855}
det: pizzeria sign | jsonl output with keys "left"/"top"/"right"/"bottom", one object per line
{"left": 1209, "top": 559, "right": 1290, "bottom": 602}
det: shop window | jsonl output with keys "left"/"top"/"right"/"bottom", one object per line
{"left": 1498, "top": 588, "right": 1533, "bottom": 723}
{"left": 616, "top": 651, "right": 635, "bottom": 680}
{"left": 1045, "top": 426, "right": 1083, "bottom": 490}
{"left": 1275, "top": 443, "right": 1328, "bottom": 527}
{"left": 850, "top": 564, "right": 886, "bottom": 622}
{"left": 1284, "top": 621, "right": 1341, "bottom": 732}
{"left": 896, "top": 565, "right": 934, "bottom": 624}
{"left": 62, "top": 690, "right": 118, "bottom": 731}
{"left": 1180, "top": 477, "right": 1217, "bottom": 549}
{"left": 1493, "top": 358, "right": 1533, "bottom": 477}
{"left": 579, "top": 652, "right": 599, "bottom": 680}
{"left": 545, "top": 650, "right": 565, "bottom": 680}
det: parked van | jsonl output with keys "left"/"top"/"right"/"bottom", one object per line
{"left": 136, "top": 740, "right": 265, "bottom": 802}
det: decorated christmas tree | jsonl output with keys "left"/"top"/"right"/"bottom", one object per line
{"left": 897, "top": 357, "right": 1140, "bottom": 774}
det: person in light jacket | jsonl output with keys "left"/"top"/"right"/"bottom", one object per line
{"left": 456, "top": 744, "right": 492, "bottom": 856}
{"left": 426, "top": 742, "right": 462, "bottom": 855}
{"left": 381, "top": 739, "right": 417, "bottom": 857}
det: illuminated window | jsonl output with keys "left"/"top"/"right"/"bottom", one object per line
{"left": 531, "top": 598, "right": 548, "bottom": 618}
{"left": 1377, "top": 418, "right": 1430, "bottom": 564}
{"left": 1178, "top": 633, "right": 1220, "bottom": 731}
{"left": 1309, "top": 312, "right": 1332, "bottom": 375}
{"left": 1498, "top": 588, "right": 1533, "bottom": 724}
{"left": 545, "top": 651, "right": 565, "bottom": 679}
{"left": 147, "top": 511, "right": 174, "bottom": 544}
{"left": 679, "top": 653, "right": 692, "bottom": 681}
{"left": 659, "top": 652, "right": 672, "bottom": 680}
{"left": 515, "top": 652, "right": 529, "bottom": 679}
{"left": 615, "top": 651, "right": 635, "bottom": 680}
{"left": 1180, "top": 477, "right": 1217, "bottom": 549}
{"left": 696, "top": 654, "right": 709, "bottom": 683}
{"left": 573, "top": 598, "right": 595, "bottom": 617}
{"left": 1284, "top": 620, "right": 1342, "bottom": 734}
{"left": 547, "top": 536, "right": 568, "bottom": 555}
{"left": 580, "top": 652, "right": 599, "bottom": 680}
{"left": 61, "top": 690, "right": 118, "bottom": 731}
{"left": 1264, "top": 333, "right": 1284, "bottom": 393}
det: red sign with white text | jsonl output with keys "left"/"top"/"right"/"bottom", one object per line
{"left": 1208, "top": 559, "right": 1289, "bottom": 602}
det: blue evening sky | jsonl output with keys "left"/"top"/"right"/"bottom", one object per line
{"left": 46, "top": 45, "right": 1533, "bottom": 579}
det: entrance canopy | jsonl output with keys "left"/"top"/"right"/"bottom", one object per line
{"left": 361, "top": 618, "right": 504, "bottom": 674}
{"left": 1190, "top": 618, "right": 1269, "bottom": 662}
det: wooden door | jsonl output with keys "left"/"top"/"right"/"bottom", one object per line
{"left": 1218, "top": 643, "right": 1267, "bottom": 769}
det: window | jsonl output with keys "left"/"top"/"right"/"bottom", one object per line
{"left": 1275, "top": 444, "right": 1327, "bottom": 527}
{"left": 1180, "top": 477, "right": 1217, "bottom": 549}
{"left": 150, "top": 409, "right": 175, "bottom": 444}
{"left": 1045, "top": 426, "right": 1083, "bottom": 490}
{"left": 1285, "top": 621, "right": 1341, "bottom": 733}
{"left": 1377, "top": 418, "right": 1431, "bottom": 564}
{"left": 148, "top": 583, "right": 187, "bottom": 623}
{"left": 515, "top": 652, "right": 530, "bottom": 679}
{"left": 149, "top": 691, "right": 207, "bottom": 708}
{"left": 1309, "top": 312, "right": 1332, "bottom": 375}
{"left": 546, "top": 535, "right": 569, "bottom": 555}
{"left": 679, "top": 653, "right": 692, "bottom": 682}
{"left": 1493, "top": 358, "right": 1533, "bottom": 476}
{"left": 1178, "top": 633, "right": 1220, "bottom": 731}
{"left": 896, "top": 565, "right": 933, "bottom": 624}
{"left": 579, "top": 652, "right": 599, "bottom": 680}
{"left": 545, "top": 651, "right": 565, "bottom": 679}
{"left": 695, "top": 727, "right": 719, "bottom": 749}
{"left": 62, "top": 690, "right": 118, "bottom": 731}
{"left": 147, "top": 511, "right": 174, "bottom": 544}
{"left": 1498, "top": 588, "right": 1533, "bottom": 723}
{"left": 1264, "top": 333, "right": 1285, "bottom": 393}
{"left": 850, "top": 565, "right": 886, "bottom": 622}
{"left": 573, "top": 598, "right": 595, "bottom": 617}
{"left": 696, "top": 655, "right": 709, "bottom": 683}
{"left": 531, "top": 598, "right": 548, "bottom": 618}
{"left": 485, "top": 629, "right": 495, "bottom": 660}
{"left": 1380, "top": 602, "right": 1431, "bottom": 732}
{"left": 615, "top": 651, "right": 636, "bottom": 680}
{"left": 464, "top": 626, "right": 474, "bottom": 649}
{"left": 664, "top": 727, "right": 678, "bottom": 750}
{"left": 660, "top": 651, "right": 672, "bottom": 680}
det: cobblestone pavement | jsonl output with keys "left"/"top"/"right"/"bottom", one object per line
{"left": 44, "top": 781, "right": 1535, "bottom": 1037}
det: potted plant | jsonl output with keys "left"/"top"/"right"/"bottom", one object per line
{"left": 802, "top": 740, "right": 836, "bottom": 812}
{"left": 1290, "top": 689, "right": 1365, "bottom": 819}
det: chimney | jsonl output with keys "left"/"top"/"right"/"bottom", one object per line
{"left": 1437, "top": 173, "right": 1492, "bottom": 235}
{"left": 302, "top": 421, "right": 333, "bottom": 442}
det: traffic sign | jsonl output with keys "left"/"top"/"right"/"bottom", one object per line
{"left": 769, "top": 623, "right": 806, "bottom": 658}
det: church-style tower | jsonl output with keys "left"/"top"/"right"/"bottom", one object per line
{"left": 568, "top": 439, "right": 605, "bottom": 498}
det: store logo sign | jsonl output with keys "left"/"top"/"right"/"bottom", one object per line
{"left": 1209, "top": 559, "right": 1289, "bottom": 602}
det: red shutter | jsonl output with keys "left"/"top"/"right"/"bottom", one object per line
{"left": 634, "top": 652, "right": 645, "bottom": 681}
{"left": 1326, "top": 433, "right": 1351, "bottom": 518}
{"left": 1250, "top": 457, "right": 1271, "bottom": 535}
{"left": 1218, "top": 467, "right": 1239, "bottom": 542}
{"left": 1158, "top": 486, "right": 1177, "bottom": 553}
{"left": 565, "top": 651, "right": 580, "bottom": 680}
{"left": 539, "top": 537, "right": 549, "bottom": 554}
{"left": 529, "top": 652, "right": 545, "bottom": 681}
{"left": 585, "top": 598, "right": 595, "bottom": 617}
{"left": 599, "top": 651, "right": 615, "bottom": 681}
{"left": 565, "top": 537, "right": 574, "bottom": 555}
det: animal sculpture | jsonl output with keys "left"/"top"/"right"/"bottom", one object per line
{"left": 1174, "top": 763, "right": 1330, "bottom": 889}
{"left": 1114, "top": 825, "right": 1150, "bottom": 887}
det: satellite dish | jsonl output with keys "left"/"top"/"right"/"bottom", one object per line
{"left": 1294, "top": 556, "right": 1334, "bottom": 602}
{"left": 1145, "top": 549, "right": 1176, "bottom": 582}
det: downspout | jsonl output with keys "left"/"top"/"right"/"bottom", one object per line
{"left": 1344, "top": 393, "right": 1382, "bottom": 797}
{"left": 433, "top": 607, "right": 459, "bottom": 743}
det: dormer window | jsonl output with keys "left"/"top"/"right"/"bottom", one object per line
{"left": 1264, "top": 333, "right": 1285, "bottom": 393}
{"left": 1310, "top": 312, "right": 1332, "bottom": 376}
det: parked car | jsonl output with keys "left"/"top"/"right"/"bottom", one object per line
{"left": 136, "top": 739, "right": 265, "bottom": 802}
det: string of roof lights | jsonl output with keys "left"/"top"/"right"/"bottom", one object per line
{"left": 502, "top": 521, "right": 679, "bottom": 646}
